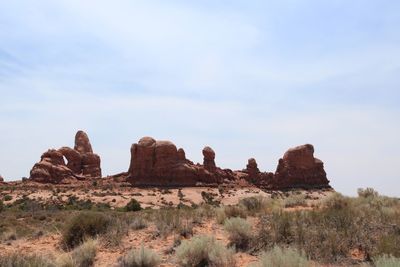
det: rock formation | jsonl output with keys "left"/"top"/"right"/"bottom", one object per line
{"left": 27, "top": 131, "right": 331, "bottom": 189}
{"left": 272, "top": 144, "right": 330, "bottom": 189}
{"left": 0, "top": 175, "right": 4, "bottom": 183}
{"left": 30, "top": 131, "right": 101, "bottom": 183}
{"left": 246, "top": 158, "right": 260, "bottom": 181}
{"left": 203, "top": 146, "right": 216, "bottom": 171}
{"left": 127, "top": 137, "right": 228, "bottom": 186}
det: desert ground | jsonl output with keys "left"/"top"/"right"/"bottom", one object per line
{"left": 0, "top": 182, "right": 399, "bottom": 267}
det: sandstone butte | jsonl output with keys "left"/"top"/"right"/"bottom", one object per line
{"left": 23, "top": 131, "right": 331, "bottom": 190}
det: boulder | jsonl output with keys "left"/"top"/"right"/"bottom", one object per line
{"left": 272, "top": 144, "right": 330, "bottom": 189}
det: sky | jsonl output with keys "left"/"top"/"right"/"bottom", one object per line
{"left": 0, "top": 1, "right": 399, "bottom": 197}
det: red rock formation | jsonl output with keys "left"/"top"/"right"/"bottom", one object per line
{"left": 74, "top": 130, "right": 93, "bottom": 154}
{"left": 30, "top": 149, "right": 73, "bottom": 183}
{"left": 203, "top": 146, "right": 216, "bottom": 172}
{"left": 246, "top": 158, "right": 260, "bottom": 181}
{"left": 127, "top": 137, "right": 224, "bottom": 186}
{"left": 272, "top": 144, "right": 330, "bottom": 189}
{"left": 30, "top": 131, "right": 101, "bottom": 183}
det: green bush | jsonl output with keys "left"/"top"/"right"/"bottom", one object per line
{"left": 125, "top": 199, "right": 142, "bottom": 212}
{"left": 0, "top": 253, "right": 55, "bottom": 267}
{"left": 253, "top": 246, "right": 310, "bottom": 267}
{"left": 175, "top": 235, "right": 235, "bottom": 267}
{"left": 118, "top": 245, "right": 160, "bottom": 267}
{"left": 224, "top": 217, "right": 252, "bottom": 250}
{"left": 62, "top": 212, "right": 110, "bottom": 249}
{"left": 4, "top": 195, "right": 12, "bottom": 201}
{"left": 0, "top": 200, "right": 4, "bottom": 212}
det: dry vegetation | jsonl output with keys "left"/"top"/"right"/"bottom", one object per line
{"left": 0, "top": 185, "right": 399, "bottom": 267}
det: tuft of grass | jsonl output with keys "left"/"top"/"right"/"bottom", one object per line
{"left": 216, "top": 205, "right": 247, "bottom": 224}
{"left": 283, "top": 194, "right": 307, "bottom": 208}
{"left": 62, "top": 212, "right": 110, "bottom": 249}
{"left": 130, "top": 216, "right": 147, "bottom": 230}
{"left": 118, "top": 245, "right": 160, "bottom": 267}
{"left": 253, "top": 246, "right": 310, "bottom": 267}
{"left": 223, "top": 217, "right": 252, "bottom": 251}
{"left": 175, "top": 235, "right": 235, "bottom": 267}
{"left": 374, "top": 255, "right": 400, "bottom": 267}
{"left": 57, "top": 238, "right": 98, "bottom": 267}
{"left": 0, "top": 253, "right": 55, "bottom": 267}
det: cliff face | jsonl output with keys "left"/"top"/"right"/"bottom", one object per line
{"left": 29, "top": 131, "right": 101, "bottom": 183}
{"left": 28, "top": 132, "right": 330, "bottom": 189}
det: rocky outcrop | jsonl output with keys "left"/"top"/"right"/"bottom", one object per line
{"left": 272, "top": 144, "right": 330, "bottom": 189}
{"left": 30, "top": 131, "right": 101, "bottom": 183}
{"left": 246, "top": 158, "right": 260, "bottom": 181}
{"left": 27, "top": 131, "right": 331, "bottom": 189}
{"left": 0, "top": 175, "right": 4, "bottom": 183}
{"left": 127, "top": 137, "right": 226, "bottom": 186}
{"left": 30, "top": 149, "right": 73, "bottom": 183}
{"left": 74, "top": 131, "right": 93, "bottom": 154}
{"left": 203, "top": 146, "right": 216, "bottom": 172}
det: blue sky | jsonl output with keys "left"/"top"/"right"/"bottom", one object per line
{"left": 0, "top": 1, "right": 399, "bottom": 196}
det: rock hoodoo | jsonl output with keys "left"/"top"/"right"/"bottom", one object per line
{"left": 272, "top": 144, "right": 330, "bottom": 189}
{"left": 244, "top": 158, "right": 261, "bottom": 183}
{"left": 30, "top": 131, "right": 101, "bottom": 183}
{"left": 203, "top": 146, "right": 216, "bottom": 171}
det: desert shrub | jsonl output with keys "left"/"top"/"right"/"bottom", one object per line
{"left": 4, "top": 195, "right": 12, "bottom": 201}
{"left": 130, "top": 216, "right": 147, "bottom": 230}
{"left": 0, "top": 253, "right": 55, "bottom": 267}
{"left": 284, "top": 194, "right": 307, "bottom": 208}
{"left": 62, "top": 212, "right": 110, "bottom": 249}
{"left": 358, "top": 188, "right": 379, "bottom": 199}
{"left": 154, "top": 209, "right": 182, "bottom": 237}
{"left": 377, "top": 235, "right": 400, "bottom": 257}
{"left": 118, "top": 245, "right": 160, "bottom": 267}
{"left": 125, "top": 199, "right": 142, "bottom": 212}
{"left": 374, "top": 255, "right": 400, "bottom": 267}
{"left": 253, "top": 246, "right": 310, "bottom": 267}
{"left": 239, "top": 196, "right": 263, "bottom": 213}
{"left": 101, "top": 217, "right": 129, "bottom": 247}
{"left": 253, "top": 190, "right": 400, "bottom": 263}
{"left": 224, "top": 205, "right": 247, "bottom": 219}
{"left": 57, "top": 239, "right": 98, "bottom": 267}
{"left": 178, "top": 221, "right": 194, "bottom": 238}
{"left": 224, "top": 217, "right": 252, "bottom": 250}
{"left": 201, "top": 191, "right": 220, "bottom": 206}
{"left": 0, "top": 200, "right": 4, "bottom": 212}
{"left": 175, "top": 235, "right": 235, "bottom": 267}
